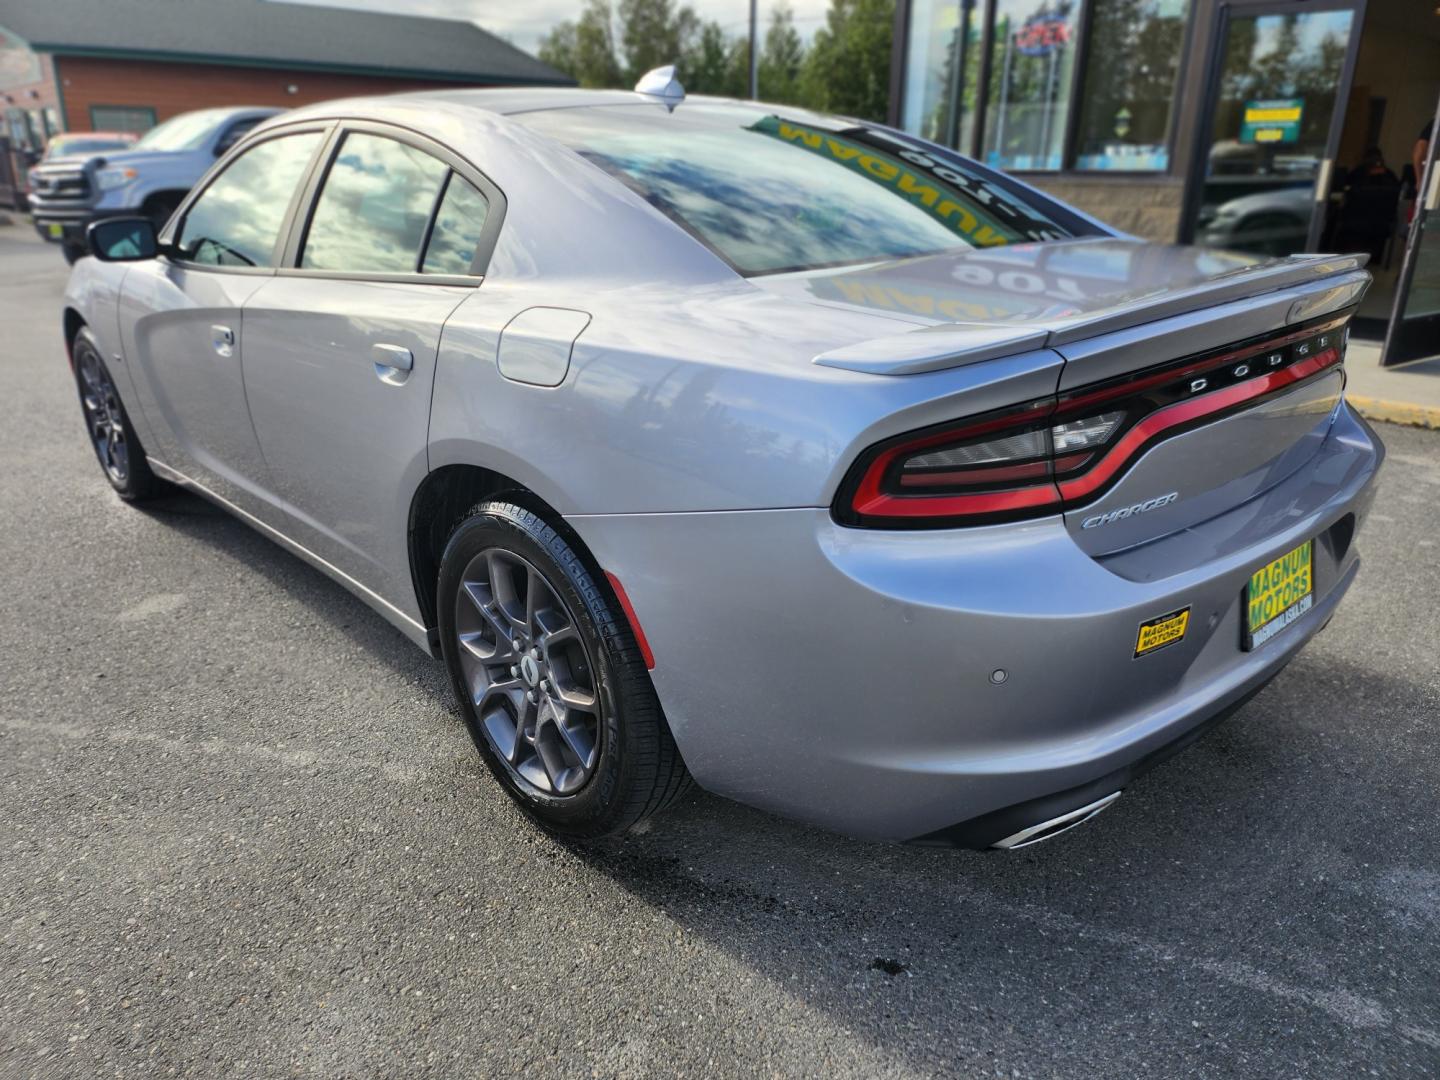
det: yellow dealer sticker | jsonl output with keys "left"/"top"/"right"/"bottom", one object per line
{"left": 1245, "top": 539, "right": 1314, "bottom": 649}
{"left": 1135, "top": 607, "right": 1190, "bottom": 658}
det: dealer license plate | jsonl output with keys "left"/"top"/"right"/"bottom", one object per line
{"left": 1244, "top": 539, "right": 1314, "bottom": 650}
{"left": 47, "top": 223, "right": 63, "bottom": 238}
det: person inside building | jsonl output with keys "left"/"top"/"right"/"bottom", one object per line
{"left": 1415, "top": 118, "right": 1432, "bottom": 190}
{"left": 1334, "top": 147, "right": 1401, "bottom": 265}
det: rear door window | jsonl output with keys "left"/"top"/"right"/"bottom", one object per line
{"left": 175, "top": 131, "right": 323, "bottom": 267}
{"left": 302, "top": 132, "right": 449, "bottom": 274}
{"left": 421, "top": 176, "right": 490, "bottom": 276}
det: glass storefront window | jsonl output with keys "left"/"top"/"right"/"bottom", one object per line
{"left": 902, "top": 0, "right": 983, "bottom": 151}
{"left": 1194, "top": 10, "right": 1356, "bottom": 256}
{"left": 1074, "top": 0, "right": 1189, "bottom": 170}
{"left": 982, "top": 0, "right": 1082, "bottom": 170}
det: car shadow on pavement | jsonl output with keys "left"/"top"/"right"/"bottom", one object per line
{"left": 132, "top": 489, "right": 454, "bottom": 705}
{"left": 117, "top": 486, "right": 1438, "bottom": 1072}
{"left": 554, "top": 657, "right": 1440, "bottom": 1075}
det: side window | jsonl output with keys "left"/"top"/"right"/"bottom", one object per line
{"left": 302, "top": 132, "right": 448, "bottom": 274}
{"left": 175, "top": 131, "right": 322, "bottom": 267}
{"left": 421, "top": 176, "right": 490, "bottom": 275}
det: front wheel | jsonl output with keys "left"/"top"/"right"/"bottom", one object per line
{"left": 72, "top": 327, "right": 165, "bottom": 501}
{"left": 437, "top": 501, "right": 690, "bottom": 838}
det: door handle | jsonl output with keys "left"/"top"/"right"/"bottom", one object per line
{"left": 211, "top": 324, "right": 235, "bottom": 358}
{"left": 372, "top": 343, "right": 414, "bottom": 386}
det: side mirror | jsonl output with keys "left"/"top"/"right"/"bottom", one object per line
{"left": 86, "top": 217, "right": 160, "bottom": 262}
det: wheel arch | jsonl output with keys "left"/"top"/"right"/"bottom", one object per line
{"left": 63, "top": 307, "right": 86, "bottom": 361}
{"left": 408, "top": 463, "right": 590, "bottom": 640}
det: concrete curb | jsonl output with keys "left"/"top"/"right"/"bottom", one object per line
{"left": 1346, "top": 394, "right": 1440, "bottom": 430}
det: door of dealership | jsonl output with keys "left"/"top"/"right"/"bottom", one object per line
{"left": 1380, "top": 92, "right": 1440, "bottom": 367}
{"left": 1182, "top": 0, "right": 1440, "bottom": 362}
{"left": 1184, "top": 1, "right": 1364, "bottom": 256}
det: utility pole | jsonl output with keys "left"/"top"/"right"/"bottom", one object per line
{"left": 748, "top": 0, "right": 759, "bottom": 99}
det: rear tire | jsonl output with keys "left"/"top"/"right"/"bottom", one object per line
{"left": 437, "top": 501, "right": 690, "bottom": 838}
{"left": 72, "top": 327, "right": 166, "bottom": 501}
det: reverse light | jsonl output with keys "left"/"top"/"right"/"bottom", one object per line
{"left": 835, "top": 317, "right": 1349, "bottom": 528}
{"left": 1051, "top": 411, "right": 1124, "bottom": 453}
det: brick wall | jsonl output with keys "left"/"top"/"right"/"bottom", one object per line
{"left": 1, "top": 52, "right": 62, "bottom": 124}
{"left": 1025, "top": 176, "right": 1187, "bottom": 244}
{"left": 53, "top": 56, "right": 483, "bottom": 132}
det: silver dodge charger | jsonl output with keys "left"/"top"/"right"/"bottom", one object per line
{"left": 64, "top": 72, "right": 1383, "bottom": 848}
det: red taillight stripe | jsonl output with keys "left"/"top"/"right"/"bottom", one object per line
{"left": 840, "top": 322, "right": 1345, "bottom": 527}
{"left": 1057, "top": 346, "right": 1341, "bottom": 501}
{"left": 854, "top": 478, "right": 1061, "bottom": 519}
{"left": 605, "top": 571, "right": 656, "bottom": 670}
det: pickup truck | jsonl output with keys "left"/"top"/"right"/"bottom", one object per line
{"left": 28, "top": 106, "right": 282, "bottom": 262}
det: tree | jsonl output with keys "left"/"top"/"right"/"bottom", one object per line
{"left": 682, "top": 21, "right": 738, "bottom": 95}
{"left": 537, "top": 0, "right": 623, "bottom": 88}
{"left": 538, "top": 21, "right": 579, "bottom": 78}
{"left": 724, "top": 35, "right": 753, "bottom": 98}
{"left": 800, "top": 0, "right": 895, "bottom": 121}
{"left": 618, "top": 0, "right": 700, "bottom": 84}
{"left": 536, "top": 0, "right": 897, "bottom": 118}
{"left": 760, "top": 3, "right": 806, "bottom": 104}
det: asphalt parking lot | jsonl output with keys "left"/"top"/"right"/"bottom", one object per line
{"left": 2, "top": 221, "right": 1438, "bottom": 1079}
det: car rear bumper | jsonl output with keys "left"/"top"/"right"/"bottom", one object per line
{"left": 568, "top": 401, "right": 1383, "bottom": 844}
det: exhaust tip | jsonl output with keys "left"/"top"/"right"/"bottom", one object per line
{"left": 991, "top": 791, "right": 1122, "bottom": 850}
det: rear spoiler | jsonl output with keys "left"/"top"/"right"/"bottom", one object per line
{"left": 814, "top": 254, "right": 1370, "bottom": 377}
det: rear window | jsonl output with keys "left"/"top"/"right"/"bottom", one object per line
{"left": 517, "top": 104, "right": 1075, "bottom": 275}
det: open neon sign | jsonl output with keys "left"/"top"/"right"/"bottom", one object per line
{"left": 1014, "top": 13, "right": 1071, "bottom": 56}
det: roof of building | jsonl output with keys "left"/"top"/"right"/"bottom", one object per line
{"left": 0, "top": 0, "right": 572, "bottom": 86}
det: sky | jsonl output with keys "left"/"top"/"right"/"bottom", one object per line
{"left": 278, "top": 0, "right": 832, "bottom": 54}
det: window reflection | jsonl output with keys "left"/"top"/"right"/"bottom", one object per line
{"left": 422, "top": 176, "right": 489, "bottom": 276}
{"left": 1195, "top": 11, "right": 1355, "bottom": 256}
{"left": 983, "top": 0, "right": 1082, "bottom": 170}
{"left": 518, "top": 104, "right": 1070, "bottom": 276}
{"left": 303, "top": 133, "right": 448, "bottom": 274}
{"left": 176, "top": 132, "right": 322, "bottom": 267}
{"left": 1074, "top": 0, "right": 1189, "bottom": 170}
{"left": 903, "top": 0, "right": 982, "bottom": 152}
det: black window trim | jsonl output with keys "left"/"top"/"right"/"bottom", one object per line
{"left": 278, "top": 118, "right": 508, "bottom": 287}
{"left": 213, "top": 115, "right": 267, "bottom": 157}
{"left": 161, "top": 119, "right": 338, "bottom": 277}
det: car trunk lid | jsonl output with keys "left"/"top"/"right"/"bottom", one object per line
{"left": 775, "top": 239, "right": 1369, "bottom": 553}
{"left": 752, "top": 238, "right": 1366, "bottom": 376}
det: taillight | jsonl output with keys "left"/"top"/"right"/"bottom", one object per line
{"left": 834, "top": 316, "right": 1348, "bottom": 528}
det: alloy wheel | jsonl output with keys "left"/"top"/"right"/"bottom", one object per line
{"left": 454, "top": 548, "right": 602, "bottom": 796}
{"left": 77, "top": 350, "right": 129, "bottom": 485}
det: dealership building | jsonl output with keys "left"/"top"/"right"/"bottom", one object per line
{"left": 890, "top": 0, "right": 1439, "bottom": 358}
{"left": 0, "top": 0, "right": 568, "bottom": 204}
